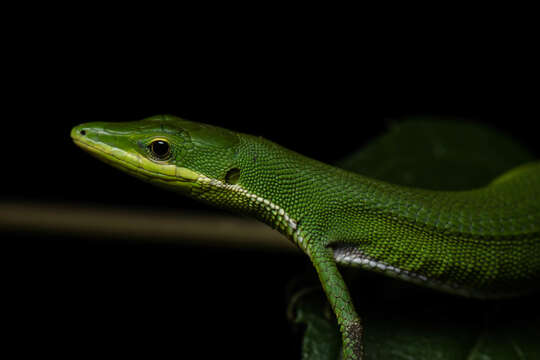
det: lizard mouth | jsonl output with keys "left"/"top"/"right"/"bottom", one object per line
{"left": 71, "top": 127, "right": 201, "bottom": 192}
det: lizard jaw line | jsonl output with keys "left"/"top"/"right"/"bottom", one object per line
{"left": 72, "top": 137, "right": 200, "bottom": 185}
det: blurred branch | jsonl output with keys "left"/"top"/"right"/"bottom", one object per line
{"left": 0, "top": 202, "right": 296, "bottom": 251}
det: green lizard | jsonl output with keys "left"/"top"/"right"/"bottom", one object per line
{"left": 71, "top": 115, "right": 540, "bottom": 360}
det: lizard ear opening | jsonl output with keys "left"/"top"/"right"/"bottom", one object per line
{"left": 225, "top": 168, "right": 241, "bottom": 185}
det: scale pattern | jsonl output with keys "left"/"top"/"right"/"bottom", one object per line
{"left": 208, "top": 134, "right": 540, "bottom": 298}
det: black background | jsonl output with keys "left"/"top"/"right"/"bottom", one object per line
{"left": 3, "top": 17, "right": 539, "bottom": 359}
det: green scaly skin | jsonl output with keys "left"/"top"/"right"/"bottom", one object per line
{"left": 71, "top": 115, "right": 540, "bottom": 360}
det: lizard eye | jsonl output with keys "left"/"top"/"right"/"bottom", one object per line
{"left": 148, "top": 139, "right": 172, "bottom": 160}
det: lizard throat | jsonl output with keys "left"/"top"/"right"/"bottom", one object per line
{"left": 191, "top": 175, "right": 307, "bottom": 249}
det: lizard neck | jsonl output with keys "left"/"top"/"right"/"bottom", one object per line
{"left": 190, "top": 134, "right": 368, "bottom": 248}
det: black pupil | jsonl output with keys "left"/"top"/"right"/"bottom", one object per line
{"left": 152, "top": 140, "right": 170, "bottom": 158}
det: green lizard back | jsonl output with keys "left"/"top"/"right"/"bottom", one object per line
{"left": 329, "top": 120, "right": 540, "bottom": 298}
{"left": 331, "top": 161, "right": 540, "bottom": 298}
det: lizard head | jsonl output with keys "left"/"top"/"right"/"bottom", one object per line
{"left": 71, "top": 114, "right": 242, "bottom": 197}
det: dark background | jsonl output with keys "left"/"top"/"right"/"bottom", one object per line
{"left": 3, "top": 20, "right": 539, "bottom": 359}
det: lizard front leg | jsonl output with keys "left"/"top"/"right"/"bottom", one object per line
{"left": 306, "top": 238, "right": 363, "bottom": 360}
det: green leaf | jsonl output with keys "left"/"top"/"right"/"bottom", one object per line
{"left": 290, "top": 288, "right": 341, "bottom": 360}
{"left": 337, "top": 118, "right": 534, "bottom": 190}
{"left": 467, "top": 313, "right": 540, "bottom": 360}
